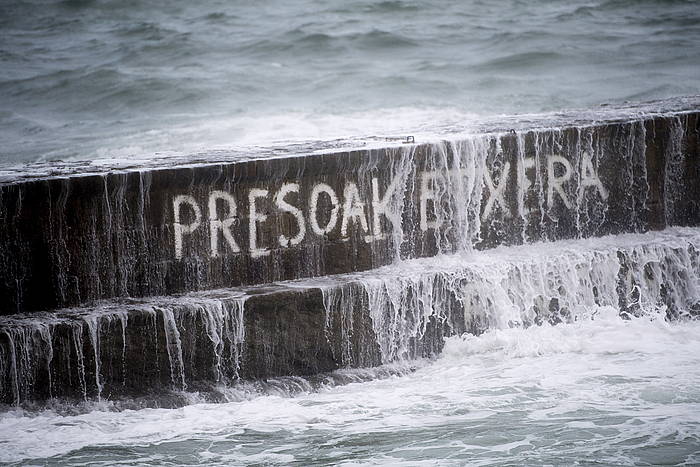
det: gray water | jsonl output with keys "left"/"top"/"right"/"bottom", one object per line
{"left": 2, "top": 304, "right": 700, "bottom": 465}
{"left": 2, "top": 1, "right": 700, "bottom": 465}
{"left": 1, "top": 0, "right": 699, "bottom": 164}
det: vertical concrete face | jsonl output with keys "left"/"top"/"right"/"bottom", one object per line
{"left": 663, "top": 114, "right": 700, "bottom": 226}
{"left": 0, "top": 109, "right": 699, "bottom": 315}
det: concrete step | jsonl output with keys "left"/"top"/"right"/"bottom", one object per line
{"left": 2, "top": 227, "right": 699, "bottom": 406}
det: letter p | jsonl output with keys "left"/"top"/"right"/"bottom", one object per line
{"left": 173, "top": 195, "right": 201, "bottom": 259}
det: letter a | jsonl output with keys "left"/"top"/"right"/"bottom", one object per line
{"left": 580, "top": 151, "right": 609, "bottom": 200}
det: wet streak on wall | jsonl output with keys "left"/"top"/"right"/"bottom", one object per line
{"left": 0, "top": 113, "right": 698, "bottom": 314}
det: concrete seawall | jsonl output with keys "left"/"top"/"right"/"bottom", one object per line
{"left": 1, "top": 100, "right": 698, "bottom": 314}
{"left": 1, "top": 98, "right": 700, "bottom": 406}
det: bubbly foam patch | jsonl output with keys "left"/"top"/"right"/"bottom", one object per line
{"left": 1, "top": 312, "right": 699, "bottom": 464}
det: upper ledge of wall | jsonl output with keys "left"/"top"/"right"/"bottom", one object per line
{"left": 1, "top": 96, "right": 699, "bottom": 187}
{"left": 0, "top": 97, "right": 698, "bottom": 314}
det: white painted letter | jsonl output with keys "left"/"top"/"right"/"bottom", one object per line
{"left": 340, "top": 182, "right": 369, "bottom": 239}
{"left": 580, "top": 151, "right": 609, "bottom": 200}
{"left": 547, "top": 155, "right": 573, "bottom": 210}
{"left": 173, "top": 195, "right": 201, "bottom": 260}
{"left": 309, "top": 183, "right": 340, "bottom": 236}
{"left": 420, "top": 171, "right": 441, "bottom": 231}
{"left": 249, "top": 188, "right": 270, "bottom": 258}
{"left": 208, "top": 190, "right": 241, "bottom": 257}
{"left": 517, "top": 156, "right": 536, "bottom": 217}
{"left": 482, "top": 162, "right": 511, "bottom": 220}
{"left": 367, "top": 176, "right": 402, "bottom": 242}
{"left": 275, "top": 183, "right": 306, "bottom": 247}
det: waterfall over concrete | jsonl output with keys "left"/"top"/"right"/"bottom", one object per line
{"left": 1, "top": 100, "right": 698, "bottom": 314}
{"left": 0, "top": 98, "right": 699, "bottom": 407}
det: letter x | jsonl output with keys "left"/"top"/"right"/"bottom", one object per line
{"left": 482, "top": 162, "right": 511, "bottom": 220}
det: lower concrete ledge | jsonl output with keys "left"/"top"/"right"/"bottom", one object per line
{"left": 1, "top": 227, "right": 700, "bottom": 407}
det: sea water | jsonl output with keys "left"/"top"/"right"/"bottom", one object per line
{"left": 1, "top": 230, "right": 700, "bottom": 465}
{"left": 2, "top": 1, "right": 700, "bottom": 465}
{"left": 1, "top": 0, "right": 699, "bottom": 164}
{"left": 1, "top": 310, "right": 699, "bottom": 465}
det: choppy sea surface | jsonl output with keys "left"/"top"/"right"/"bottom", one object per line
{"left": 1, "top": 0, "right": 699, "bottom": 164}
{"left": 2, "top": 1, "right": 700, "bottom": 465}
{"left": 1, "top": 310, "right": 699, "bottom": 465}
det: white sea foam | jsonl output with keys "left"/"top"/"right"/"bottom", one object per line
{"left": 1, "top": 309, "right": 698, "bottom": 465}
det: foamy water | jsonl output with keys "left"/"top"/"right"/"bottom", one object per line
{"left": 2, "top": 229, "right": 700, "bottom": 464}
{"left": 1, "top": 310, "right": 698, "bottom": 465}
{"left": 2, "top": 1, "right": 699, "bottom": 464}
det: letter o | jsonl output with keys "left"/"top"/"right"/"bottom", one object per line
{"left": 309, "top": 183, "right": 340, "bottom": 236}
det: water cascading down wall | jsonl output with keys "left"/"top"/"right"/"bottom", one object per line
{"left": 1, "top": 98, "right": 699, "bottom": 406}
